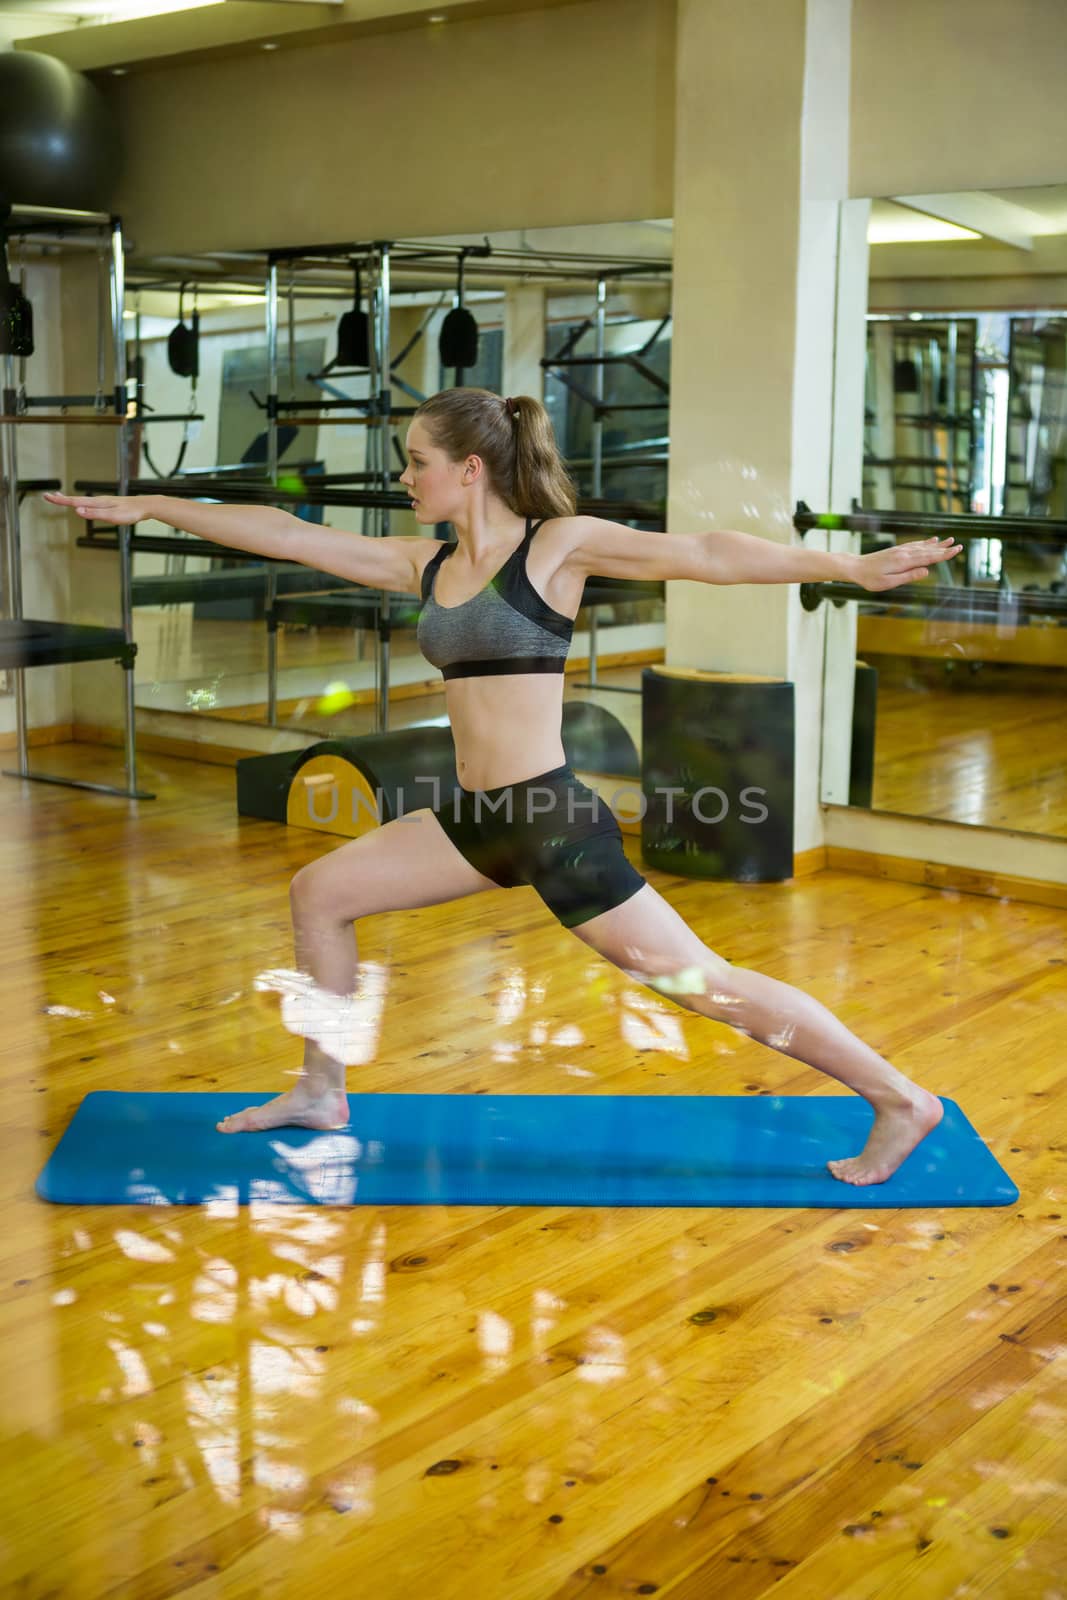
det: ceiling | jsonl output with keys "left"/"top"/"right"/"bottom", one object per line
{"left": 870, "top": 189, "right": 1067, "bottom": 249}
{"left": 0, "top": 0, "right": 210, "bottom": 20}
{"left": 0, "top": 0, "right": 582, "bottom": 72}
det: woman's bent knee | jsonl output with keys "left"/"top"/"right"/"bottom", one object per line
{"left": 290, "top": 863, "right": 347, "bottom": 919}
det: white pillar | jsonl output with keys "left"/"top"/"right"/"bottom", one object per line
{"left": 667, "top": 0, "right": 864, "bottom": 851}
{"left": 503, "top": 285, "right": 545, "bottom": 401}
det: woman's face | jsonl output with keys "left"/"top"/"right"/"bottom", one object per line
{"left": 399, "top": 420, "right": 472, "bottom": 524}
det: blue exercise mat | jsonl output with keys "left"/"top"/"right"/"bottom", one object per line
{"left": 34, "top": 1091, "right": 1017, "bottom": 1208}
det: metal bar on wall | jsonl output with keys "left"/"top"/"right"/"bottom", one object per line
{"left": 377, "top": 242, "right": 393, "bottom": 734}
{"left": 110, "top": 214, "right": 144, "bottom": 796}
{"left": 266, "top": 259, "right": 279, "bottom": 485}
{"left": 1, "top": 346, "right": 29, "bottom": 770}
{"left": 587, "top": 276, "right": 607, "bottom": 689}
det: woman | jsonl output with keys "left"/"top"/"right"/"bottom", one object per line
{"left": 45, "top": 387, "right": 961, "bottom": 1184}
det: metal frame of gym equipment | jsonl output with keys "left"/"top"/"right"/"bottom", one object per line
{"left": 263, "top": 241, "right": 404, "bottom": 730}
{"left": 0, "top": 204, "right": 156, "bottom": 800}
{"left": 123, "top": 240, "right": 427, "bottom": 733}
{"left": 1005, "top": 315, "right": 1067, "bottom": 518}
{"left": 74, "top": 240, "right": 671, "bottom": 736}
{"left": 863, "top": 316, "right": 978, "bottom": 517}
{"left": 259, "top": 241, "right": 674, "bottom": 727}
{"left": 541, "top": 271, "right": 671, "bottom": 695}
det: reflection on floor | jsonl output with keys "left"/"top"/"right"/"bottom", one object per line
{"left": 869, "top": 658, "right": 1066, "bottom": 837}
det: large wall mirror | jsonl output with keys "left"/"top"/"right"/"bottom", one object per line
{"left": 823, "top": 185, "right": 1066, "bottom": 840}
{"left": 122, "top": 222, "right": 671, "bottom": 750}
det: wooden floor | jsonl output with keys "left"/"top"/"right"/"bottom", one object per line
{"left": 2, "top": 742, "right": 1065, "bottom": 1599}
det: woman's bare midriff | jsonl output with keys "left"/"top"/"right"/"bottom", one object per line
{"left": 446, "top": 673, "right": 568, "bottom": 791}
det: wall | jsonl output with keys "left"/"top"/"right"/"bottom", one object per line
{"left": 108, "top": 0, "right": 676, "bottom": 256}
{"left": 666, "top": 0, "right": 857, "bottom": 856}
{"left": 850, "top": 0, "right": 1067, "bottom": 197}
{"left": 102, "top": 0, "right": 1067, "bottom": 257}
{"left": 869, "top": 233, "right": 1067, "bottom": 313}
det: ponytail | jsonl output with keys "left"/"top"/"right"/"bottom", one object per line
{"left": 413, "top": 387, "right": 576, "bottom": 519}
{"left": 509, "top": 394, "right": 577, "bottom": 519}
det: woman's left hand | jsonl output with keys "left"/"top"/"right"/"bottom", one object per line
{"left": 854, "top": 536, "right": 963, "bottom": 592}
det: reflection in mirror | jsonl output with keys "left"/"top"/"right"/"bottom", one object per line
{"left": 864, "top": 315, "right": 975, "bottom": 514}
{"left": 123, "top": 225, "right": 670, "bottom": 757}
{"left": 823, "top": 187, "right": 1067, "bottom": 840}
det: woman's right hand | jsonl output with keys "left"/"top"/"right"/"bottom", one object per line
{"left": 42, "top": 491, "right": 155, "bottom": 526}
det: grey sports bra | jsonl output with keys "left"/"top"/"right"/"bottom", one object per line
{"left": 416, "top": 515, "right": 575, "bottom": 681}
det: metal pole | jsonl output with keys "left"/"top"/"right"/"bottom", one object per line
{"left": 264, "top": 559, "right": 279, "bottom": 721}
{"left": 360, "top": 262, "right": 372, "bottom": 539}
{"left": 16, "top": 255, "right": 28, "bottom": 405}
{"left": 592, "top": 277, "right": 606, "bottom": 498}
{"left": 377, "top": 242, "right": 392, "bottom": 735}
{"left": 364, "top": 255, "right": 378, "bottom": 498}
{"left": 588, "top": 276, "right": 607, "bottom": 688}
{"left": 111, "top": 215, "right": 145, "bottom": 797}
{"left": 266, "top": 259, "right": 279, "bottom": 485}
{"left": 287, "top": 265, "right": 296, "bottom": 396}
{"left": 265, "top": 258, "right": 283, "bottom": 724}
{"left": 267, "top": 614, "right": 278, "bottom": 726}
{"left": 8, "top": 204, "right": 112, "bottom": 225}
{"left": 1, "top": 347, "right": 29, "bottom": 776}
{"left": 97, "top": 237, "right": 108, "bottom": 406}
{"left": 947, "top": 318, "right": 959, "bottom": 509}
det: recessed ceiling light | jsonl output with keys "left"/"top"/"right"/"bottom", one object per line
{"left": 111, "top": 67, "right": 128, "bottom": 75}
{"left": 262, "top": 41, "right": 279, "bottom": 51}
{"left": 428, "top": 12, "right": 447, "bottom": 20}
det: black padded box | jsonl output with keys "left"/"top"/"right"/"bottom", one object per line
{"left": 640, "top": 665, "right": 795, "bottom": 881}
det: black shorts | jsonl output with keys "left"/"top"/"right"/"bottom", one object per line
{"left": 432, "top": 761, "right": 647, "bottom": 930}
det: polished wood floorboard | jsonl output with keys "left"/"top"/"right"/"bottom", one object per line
{"left": 2, "top": 743, "right": 1064, "bottom": 1599}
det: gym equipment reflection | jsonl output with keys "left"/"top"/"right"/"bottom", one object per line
{"left": 84, "top": 228, "right": 671, "bottom": 739}
{"left": 800, "top": 504, "right": 1067, "bottom": 837}
{"left": 829, "top": 186, "right": 1067, "bottom": 839}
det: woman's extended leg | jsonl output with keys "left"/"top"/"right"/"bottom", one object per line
{"left": 217, "top": 809, "right": 500, "bottom": 1133}
{"left": 568, "top": 882, "right": 943, "bottom": 1186}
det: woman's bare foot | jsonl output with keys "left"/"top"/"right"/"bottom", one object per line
{"left": 216, "top": 1085, "right": 350, "bottom": 1135}
{"left": 827, "top": 1089, "right": 944, "bottom": 1186}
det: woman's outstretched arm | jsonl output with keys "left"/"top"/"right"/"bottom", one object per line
{"left": 42, "top": 492, "right": 424, "bottom": 593}
{"left": 560, "top": 514, "right": 963, "bottom": 592}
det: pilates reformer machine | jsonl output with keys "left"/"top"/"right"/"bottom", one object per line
{"left": 0, "top": 204, "right": 158, "bottom": 799}
{"left": 542, "top": 270, "right": 670, "bottom": 694}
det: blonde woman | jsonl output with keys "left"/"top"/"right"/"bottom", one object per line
{"left": 46, "top": 387, "right": 961, "bottom": 1185}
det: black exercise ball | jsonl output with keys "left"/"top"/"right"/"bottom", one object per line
{"left": 0, "top": 52, "right": 122, "bottom": 211}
